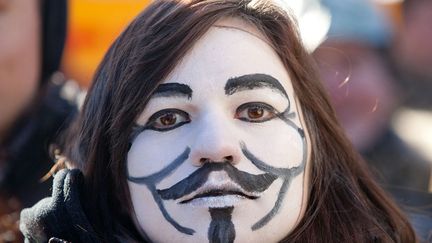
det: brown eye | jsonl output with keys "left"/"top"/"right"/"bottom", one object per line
{"left": 247, "top": 107, "right": 264, "bottom": 119}
{"left": 159, "top": 113, "right": 177, "bottom": 126}
{"left": 145, "top": 109, "right": 190, "bottom": 131}
{"left": 236, "top": 102, "right": 277, "bottom": 123}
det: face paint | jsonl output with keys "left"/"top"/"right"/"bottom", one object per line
{"left": 208, "top": 207, "right": 235, "bottom": 243}
{"left": 225, "top": 73, "right": 289, "bottom": 98}
{"left": 127, "top": 17, "right": 310, "bottom": 242}
{"left": 128, "top": 148, "right": 195, "bottom": 235}
{"left": 152, "top": 83, "right": 193, "bottom": 99}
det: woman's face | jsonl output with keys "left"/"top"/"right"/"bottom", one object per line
{"left": 127, "top": 18, "right": 310, "bottom": 243}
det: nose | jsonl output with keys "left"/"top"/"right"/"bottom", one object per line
{"left": 189, "top": 111, "right": 242, "bottom": 167}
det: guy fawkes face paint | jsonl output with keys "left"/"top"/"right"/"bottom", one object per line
{"left": 127, "top": 18, "right": 310, "bottom": 243}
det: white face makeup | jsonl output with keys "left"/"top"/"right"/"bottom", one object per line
{"left": 127, "top": 18, "right": 310, "bottom": 243}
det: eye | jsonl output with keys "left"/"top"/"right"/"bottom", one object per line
{"left": 145, "top": 109, "right": 190, "bottom": 131}
{"left": 235, "top": 102, "right": 278, "bottom": 123}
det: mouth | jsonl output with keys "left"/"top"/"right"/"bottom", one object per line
{"left": 175, "top": 172, "right": 261, "bottom": 207}
{"left": 180, "top": 189, "right": 259, "bottom": 204}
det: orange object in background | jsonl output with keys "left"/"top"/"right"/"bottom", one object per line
{"left": 62, "top": 0, "right": 150, "bottom": 87}
{"left": 373, "top": 0, "right": 403, "bottom": 30}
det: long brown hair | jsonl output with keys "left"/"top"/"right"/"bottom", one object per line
{"left": 63, "top": 0, "right": 416, "bottom": 241}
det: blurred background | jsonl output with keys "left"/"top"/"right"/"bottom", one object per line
{"left": 312, "top": 0, "right": 432, "bottom": 191}
{"left": 309, "top": 0, "right": 432, "bottom": 237}
{"left": 62, "top": 0, "right": 150, "bottom": 86}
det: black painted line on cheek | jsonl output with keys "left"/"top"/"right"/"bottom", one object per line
{"left": 241, "top": 142, "right": 305, "bottom": 178}
{"left": 251, "top": 178, "right": 290, "bottom": 230}
{"left": 130, "top": 125, "right": 146, "bottom": 146}
{"left": 149, "top": 184, "right": 195, "bottom": 235}
{"left": 127, "top": 148, "right": 195, "bottom": 235}
{"left": 241, "top": 139, "right": 306, "bottom": 231}
{"left": 208, "top": 207, "right": 236, "bottom": 243}
{"left": 239, "top": 109, "right": 308, "bottom": 231}
{"left": 279, "top": 110, "right": 295, "bottom": 120}
{"left": 128, "top": 148, "right": 190, "bottom": 184}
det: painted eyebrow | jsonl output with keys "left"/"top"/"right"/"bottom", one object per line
{"left": 224, "top": 73, "right": 288, "bottom": 98}
{"left": 152, "top": 83, "right": 193, "bottom": 99}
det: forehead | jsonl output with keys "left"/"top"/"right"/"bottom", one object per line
{"left": 162, "top": 17, "right": 294, "bottom": 96}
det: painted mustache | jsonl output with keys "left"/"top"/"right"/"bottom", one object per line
{"left": 157, "top": 162, "right": 277, "bottom": 203}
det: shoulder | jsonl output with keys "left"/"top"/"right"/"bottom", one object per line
{"left": 1, "top": 79, "right": 83, "bottom": 205}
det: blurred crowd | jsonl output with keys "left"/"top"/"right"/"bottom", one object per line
{"left": 314, "top": 0, "right": 432, "bottom": 190}
{"left": 0, "top": 0, "right": 431, "bottom": 241}
{"left": 313, "top": 0, "right": 432, "bottom": 239}
{"left": 0, "top": 0, "right": 78, "bottom": 241}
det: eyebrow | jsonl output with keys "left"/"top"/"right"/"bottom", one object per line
{"left": 224, "top": 73, "right": 288, "bottom": 98}
{"left": 152, "top": 83, "right": 193, "bottom": 99}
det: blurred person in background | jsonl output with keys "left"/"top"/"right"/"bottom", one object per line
{"left": 314, "top": 0, "right": 431, "bottom": 190}
{"left": 393, "top": 0, "right": 432, "bottom": 108}
{"left": 0, "top": 0, "right": 79, "bottom": 240}
{"left": 313, "top": 0, "right": 432, "bottom": 239}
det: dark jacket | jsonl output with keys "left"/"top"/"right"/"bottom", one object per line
{"left": 0, "top": 80, "right": 79, "bottom": 207}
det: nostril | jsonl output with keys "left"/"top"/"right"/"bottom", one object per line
{"left": 198, "top": 156, "right": 233, "bottom": 164}
{"left": 224, "top": 156, "right": 233, "bottom": 163}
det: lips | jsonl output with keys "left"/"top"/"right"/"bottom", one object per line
{"left": 180, "top": 190, "right": 259, "bottom": 204}
{"left": 176, "top": 172, "right": 261, "bottom": 205}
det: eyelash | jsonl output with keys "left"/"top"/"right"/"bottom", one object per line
{"left": 144, "top": 108, "right": 191, "bottom": 132}
{"left": 235, "top": 102, "right": 279, "bottom": 123}
{"left": 143, "top": 103, "right": 280, "bottom": 132}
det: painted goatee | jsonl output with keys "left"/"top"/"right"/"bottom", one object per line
{"left": 208, "top": 207, "right": 235, "bottom": 243}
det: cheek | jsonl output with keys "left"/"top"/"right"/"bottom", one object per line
{"left": 128, "top": 182, "right": 159, "bottom": 229}
{"left": 127, "top": 129, "right": 190, "bottom": 177}
{"left": 242, "top": 120, "right": 304, "bottom": 168}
